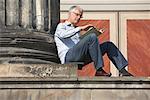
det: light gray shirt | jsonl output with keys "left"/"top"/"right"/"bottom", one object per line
{"left": 54, "top": 21, "right": 81, "bottom": 64}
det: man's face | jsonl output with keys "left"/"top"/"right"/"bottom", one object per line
{"left": 69, "top": 9, "right": 83, "bottom": 25}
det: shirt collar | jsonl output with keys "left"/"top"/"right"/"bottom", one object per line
{"left": 65, "top": 21, "right": 74, "bottom": 27}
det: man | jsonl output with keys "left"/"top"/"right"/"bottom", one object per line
{"left": 54, "top": 6, "right": 133, "bottom": 76}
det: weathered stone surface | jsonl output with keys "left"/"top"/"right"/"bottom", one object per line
{"left": 50, "top": 0, "right": 60, "bottom": 34}
{"left": 20, "top": 0, "right": 32, "bottom": 28}
{"left": 0, "top": 0, "right": 5, "bottom": 28}
{"left": 91, "top": 89, "right": 150, "bottom": 100}
{"left": 0, "top": 89, "right": 91, "bottom": 100}
{"left": 36, "top": 0, "right": 44, "bottom": 31}
{"left": 0, "top": 77, "right": 149, "bottom": 89}
{"left": 6, "top": 0, "right": 19, "bottom": 27}
{"left": 0, "top": 89, "right": 149, "bottom": 100}
{"left": 0, "top": 63, "right": 78, "bottom": 77}
{"left": 0, "top": 31, "right": 60, "bottom": 64}
{"left": 1, "top": 0, "right": 59, "bottom": 32}
{"left": 0, "top": 77, "right": 149, "bottom": 100}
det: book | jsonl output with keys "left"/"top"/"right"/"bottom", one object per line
{"left": 79, "top": 26, "right": 103, "bottom": 39}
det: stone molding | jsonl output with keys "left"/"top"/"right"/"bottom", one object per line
{"left": 0, "top": 77, "right": 149, "bottom": 89}
{"left": 60, "top": 0, "right": 150, "bottom": 11}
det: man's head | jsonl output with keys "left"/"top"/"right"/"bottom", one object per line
{"left": 67, "top": 6, "right": 83, "bottom": 25}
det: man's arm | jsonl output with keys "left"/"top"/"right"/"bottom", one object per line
{"left": 55, "top": 23, "right": 94, "bottom": 38}
{"left": 55, "top": 23, "right": 81, "bottom": 38}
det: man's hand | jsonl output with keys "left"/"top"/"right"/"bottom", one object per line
{"left": 99, "top": 28, "right": 105, "bottom": 33}
{"left": 79, "top": 24, "right": 93, "bottom": 31}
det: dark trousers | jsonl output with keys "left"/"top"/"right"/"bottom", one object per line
{"left": 65, "top": 33, "right": 128, "bottom": 71}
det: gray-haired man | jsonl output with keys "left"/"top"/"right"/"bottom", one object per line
{"left": 54, "top": 6, "right": 133, "bottom": 76}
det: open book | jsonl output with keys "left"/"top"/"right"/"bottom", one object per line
{"left": 80, "top": 26, "right": 103, "bottom": 39}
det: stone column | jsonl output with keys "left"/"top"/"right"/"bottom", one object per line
{"left": 50, "top": 0, "right": 60, "bottom": 34}
{"left": 48, "top": 0, "right": 51, "bottom": 32}
{"left": 6, "top": 0, "right": 19, "bottom": 27}
{"left": 35, "top": 0, "right": 44, "bottom": 31}
{"left": 20, "top": 0, "right": 32, "bottom": 28}
{"left": 0, "top": 0, "right": 5, "bottom": 28}
{"left": 32, "top": 0, "right": 36, "bottom": 29}
{"left": 43, "top": 0, "right": 49, "bottom": 31}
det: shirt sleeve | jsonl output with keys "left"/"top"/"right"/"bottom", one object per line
{"left": 55, "top": 23, "right": 81, "bottom": 38}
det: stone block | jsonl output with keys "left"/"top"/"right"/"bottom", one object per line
{"left": 0, "top": 89, "right": 92, "bottom": 100}
{"left": 0, "top": 89, "right": 149, "bottom": 100}
{"left": 91, "top": 89, "right": 150, "bottom": 100}
{"left": 0, "top": 63, "right": 78, "bottom": 78}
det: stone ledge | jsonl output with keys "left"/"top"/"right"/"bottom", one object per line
{"left": 0, "top": 77, "right": 149, "bottom": 82}
{"left": 0, "top": 77, "right": 149, "bottom": 100}
{"left": 0, "top": 77, "right": 149, "bottom": 89}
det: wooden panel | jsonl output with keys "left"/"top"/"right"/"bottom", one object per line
{"left": 76, "top": 20, "right": 110, "bottom": 77}
{"left": 127, "top": 20, "right": 150, "bottom": 76}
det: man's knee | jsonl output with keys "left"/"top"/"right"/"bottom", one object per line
{"left": 87, "top": 33, "right": 97, "bottom": 41}
{"left": 106, "top": 41, "right": 114, "bottom": 45}
{"left": 82, "top": 33, "right": 97, "bottom": 43}
{"left": 89, "top": 33, "right": 97, "bottom": 38}
{"left": 105, "top": 41, "right": 117, "bottom": 48}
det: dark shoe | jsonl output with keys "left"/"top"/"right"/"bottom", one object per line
{"left": 95, "top": 69, "right": 111, "bottom": 77}
{"left": 119, "top": 68, "right": 133, "bottom": 77}
{"left": 78, "top": 64, "right": 84, "bottom": 70}
{"left": 77, "top": 62, "right": 84, "bottom": 70}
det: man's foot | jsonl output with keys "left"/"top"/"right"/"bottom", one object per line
{"left": 95, "top": 69, "right": 111, "bottom": 77}
{"left": 78, "top": 64, "right": 84, "bottom": 70}
{"left": 119, "top": 68, "right": 133, "bottom": 77}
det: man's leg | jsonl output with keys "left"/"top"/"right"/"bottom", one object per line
{"left": 100, "top": 41, "right": 128, "bottom": 70}
{"left": 100, "top": 41, "right": 133, "bottom": 76}
{"left": 65, "top": 33, "right": 104, "bottom": 70}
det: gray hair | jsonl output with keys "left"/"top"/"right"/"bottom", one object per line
{"left": 69, "top": 6, "right": 83, "bottom": 13}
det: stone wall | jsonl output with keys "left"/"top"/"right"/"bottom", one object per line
{"left": 0, "top": 89, "right": 149, "bottom": 100}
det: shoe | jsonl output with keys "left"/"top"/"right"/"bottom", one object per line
{"left": 78, "top": 64, "right": 83, "bottom": 70}
{"left": 119, "top": 72, "right": 133, "bottom": 76}
{"left": 119, "top": 68, "right": 133, "bottom": 77}
{"left": 95, "top": 69, "right": 112, "bottom": 77}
